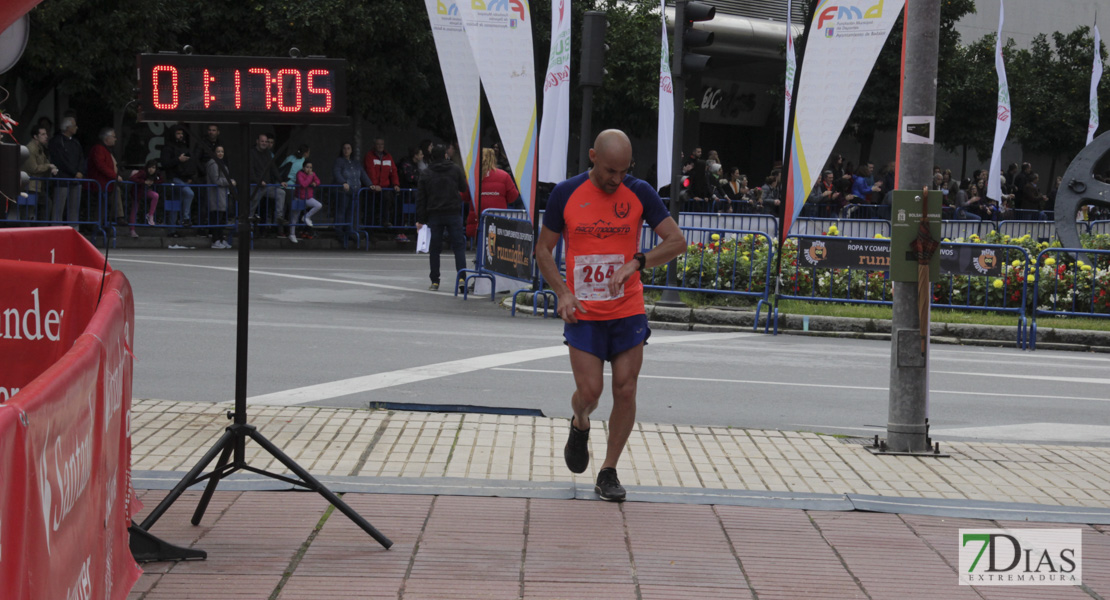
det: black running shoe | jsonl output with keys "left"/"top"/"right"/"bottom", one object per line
{"left": 595, "top": 467, "right": 626, "bottom": 502}
{"left": 563, "top": 417, "right": 590, "bottom": 474}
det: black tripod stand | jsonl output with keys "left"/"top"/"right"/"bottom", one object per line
{"left": 131, "top": 123, "right": 391, "bottom": 558}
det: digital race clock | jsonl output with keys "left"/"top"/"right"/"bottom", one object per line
{"left": 137, "top": 54, "right": 348, "bottom": 124}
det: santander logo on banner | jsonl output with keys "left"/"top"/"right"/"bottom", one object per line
{"left": 38, "top": 387, "right": 96, "bottom": 555}
{"left": 2, "top": 288, "right": 66, "bottom": 342}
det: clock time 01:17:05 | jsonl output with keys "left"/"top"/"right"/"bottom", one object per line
{"left": 137, "top": 55, "right": 348, "bottom": 123}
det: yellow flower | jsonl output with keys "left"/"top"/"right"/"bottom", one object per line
{"left": 874, "top": 233, "right": 884, "bottom": 239}
{"left": 1011, "top": 259, "right": 1021, "bottom": 267}
{"left": 1077, "top": 260, "right": 1085, "bottom": 267}
{"left": 1002, "top": 234, "right": 1011, "bottom": 242}
{"left": 1027, "top": 274, "right": 1035, "bottom": 283}
{"left": 1082, "top": 265, "right": 1093, "bottom": 272}
{"left": 1045, "top": 257, "right": 1056, "bottom": 266}
{"left": 993, "top": 279, "right": 1004, "bottom": 289}
{"left": 990, "top": 230, "right": 997, "bottom": 236}
{"left": 711, "top": 233, "right": 720, "bottom": 242}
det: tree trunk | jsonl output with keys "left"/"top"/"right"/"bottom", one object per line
{"left": 858, "top": 130, "right": 874, "bottom": 165}
{"left": 960, "top": 144, "right": 967, "bottom": 181}
{"left": 352, "top": 113, "right": 364, "bottom": 158}
{"left": 1048, "top": 154, "right": 1057, "bottom": 186}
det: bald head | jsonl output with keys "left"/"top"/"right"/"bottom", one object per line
{"left": 588, "top": 129, "right": 633, "bottom": 194}
{"left": 593, "top": 129, "right": 632, "bottom": 162}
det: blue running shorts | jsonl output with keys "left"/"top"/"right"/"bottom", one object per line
{"left": 563, "top": 314, "right": 651, "bottom": 362}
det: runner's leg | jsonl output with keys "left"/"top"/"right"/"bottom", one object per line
{"left": 568, "top": 346, "right": 604, "bottom": 431}
{"left": 602, "top": 342, "right": 643, "bottom": 470}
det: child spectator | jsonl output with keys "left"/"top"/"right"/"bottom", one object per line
{"left": 289, "top": 161, "right": 322, "bottom": 243}
{"left": 128, "top": 159, "right": 162, "bottom": 237}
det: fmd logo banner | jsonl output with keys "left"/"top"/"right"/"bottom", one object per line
{"left": 959, "top": 529, "right": 1081, "bottom": 586}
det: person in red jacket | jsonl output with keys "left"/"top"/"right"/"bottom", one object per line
{"left": 363, "top": 138, "right": 406, "bottom": 241}
{"left": 86, "top": 127, "right": 127, "bottom": 227}
{"left": 466, "top": 147, "right": 521, "bottom": 239}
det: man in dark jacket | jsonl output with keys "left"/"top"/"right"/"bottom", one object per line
{"left": 161, "top": 125, "right": 200, "bottom": 227}
{"left": 49, "top": 116, "right": 84, "bottom": 225}
{"left": 248, "top": 132, "right": 288, "bottom": 225}
{"left": 415, "top": 143, "right": 470, "bottom": 291}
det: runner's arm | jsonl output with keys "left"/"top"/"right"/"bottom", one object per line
{"left": 536, "top": 225, "right": 585, "bottom": 323}
{"left": 607, "top": 217, "right": 685, "bottom": 297}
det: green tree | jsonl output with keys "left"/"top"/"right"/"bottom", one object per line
{"left": 842, "top": 0, "right": 976, "bottom": 165}
{"left": 1, "top": 0, "right": 191, "bottom": 136}
{"left": 1008, "top": 27, "right": 1103, "bottom": 179}
{"left": 935, "top": 33, "right": 1005, "bottom": 177}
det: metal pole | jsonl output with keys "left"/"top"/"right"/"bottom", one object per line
{"left": 578, "top": 86, "right": 595, "bottom": 173}
{"left": 659, "top": 0, "right": 686, "bottom": 307}
{"left": 887, "top": 0, "right": 940, "bottom": 453}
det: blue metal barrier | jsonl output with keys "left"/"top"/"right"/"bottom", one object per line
{"left": 942, "top": 220, "right": 990, "bottom": 241}
{"left": 1030, "top": 247, "right": 1110, "bottom": 350}
{"left": 641, "top": 226, "right": 775, "bottom": 330}
{"left": 792, "top": 217, "right": 890, "bottom": 239}
{"left": 933, "top": 243, "right": 1030, "bottom": 348}
{"left": 21, "top": 177, "right": 107, "bottom": 244}
{"left": 999, "top": 220, "right": 1056, "bottom": 243}
{"left": 1088, "top": 220, "right": 1110, "bottom": 236}
{"left": 776, "top": 236, "right": 1029, "bottom": 347}
{"left": 677, "top": 213, "right": 779, "bottom": 242}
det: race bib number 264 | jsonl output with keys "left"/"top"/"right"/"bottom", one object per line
{"left": 573, "top": 254, "right": 625, "bottom": 301}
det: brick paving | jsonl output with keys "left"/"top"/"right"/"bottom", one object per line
{"left": 125, "top": 399, "right": 1110, "bottom": 598}
{"left": 130, "top": 490, "right": 1110, "bottom": 600}
{"left": 132, "top": 399, "right": 1110, "bottom": 509}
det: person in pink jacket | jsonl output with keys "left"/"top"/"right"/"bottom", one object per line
{"left": 289, "top": 162, "right": 322, "bottom": 243}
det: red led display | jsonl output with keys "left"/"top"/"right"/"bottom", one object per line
{"left": 137, "top": 54, "right": 348, "bottom": 124}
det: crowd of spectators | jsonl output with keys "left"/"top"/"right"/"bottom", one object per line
{"left": 9, "top": 119, "right": 1110, "bottom": 247}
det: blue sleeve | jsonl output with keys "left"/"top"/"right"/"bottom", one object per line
{"left": 542, "top": 179, "right": 573, "bottom": 233}
{"left": 851, "top": 176, "right": 869, "bottom": 198}
{"left": 627, "top": 176, "right": 671, "bottom": 229}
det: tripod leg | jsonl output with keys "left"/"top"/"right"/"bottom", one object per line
{"left": 140, "top": 428, "right": 237, "bottom": 530}
{"left": 246, "top": 427, "right": 393, "bottom": 549}
{"left": 191, "top": 443, "right": 234, "bottom": 525}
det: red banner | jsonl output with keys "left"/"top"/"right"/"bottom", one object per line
{"left": 0, "top": 229, "right": 140, "bottom": 600}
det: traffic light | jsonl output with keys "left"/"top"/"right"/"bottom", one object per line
{"left": 674, "top": 0, "right": 715, "bottom": 77}
{"left": 580, "top": 11, "right": 608, "bottom": 87}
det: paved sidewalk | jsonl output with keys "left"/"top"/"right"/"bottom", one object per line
{"left": 131, "top": 489, "right": 1110, "bottom": 600}
{"left": 133, "top": 400, "right": 1110, "bottom": 510}
{"left": 128, "top": 399, "right": 1110, "bottom": 599}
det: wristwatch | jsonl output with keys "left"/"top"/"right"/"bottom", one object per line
{"left": 632, "top": 252, "right": 647, "bottom": 272}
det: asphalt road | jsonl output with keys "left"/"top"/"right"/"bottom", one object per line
{"left": 114, "top": 248, "right": 1110, "bottom": 446}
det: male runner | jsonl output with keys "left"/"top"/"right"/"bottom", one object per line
{"left": 536, "top": 129, "right": 686, "bottom": 501}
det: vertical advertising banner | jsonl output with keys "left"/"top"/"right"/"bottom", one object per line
{"left": 426, "top": 0, "right": 483, "bottom": 201}
{"left": 538, "top": 0, "right": 571, "bottom": 183}
{"left": 657, "top": 0, "right": 674, "bottom": 193}
{"left": 987, "top": 1, "right": 1011, "bottom": 202}
{"left": 783, "top": 0, "right": 904, "bottom": 236}
{"left": 457, "top": 0, "right": 539, "bottom": 216}
{"left": 1089, "top": 25, "right": 1103, "bottom": 146}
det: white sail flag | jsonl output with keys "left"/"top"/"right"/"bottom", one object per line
{"left": 538, "top": 0, "right": 571, "bottom": 182}
{"left": 456, "top": 0, "right": 538, "bottom": 215}
{"left": 988, "top": 1, "right": 1011, "bottom": 202}
{"left": 657, "top": 0, "right": 674, "bottom": 192}
{"left": 784, "top": 0, "right": 796, "bottom": 160}
{"left": 1089, "top": 25, "right": 1103, "bottom": 146}
{"left": 782, "top": 0, "right": 904, "bottom": 237}
{"left": 425, "top": 0, "right": 482, "bottom": 201}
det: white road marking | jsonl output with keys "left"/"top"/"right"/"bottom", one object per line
{"left": 248, "top": 332, "right": 756, "bottom": 406}
{"left": 111, "top": 257, "right": 440, "bottom": 295}
{"left": 492, "top": 368, "right": 1110, "bottom": 403}
{"left": 933, "top": 370, "right": 1110, "bottom": 386}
